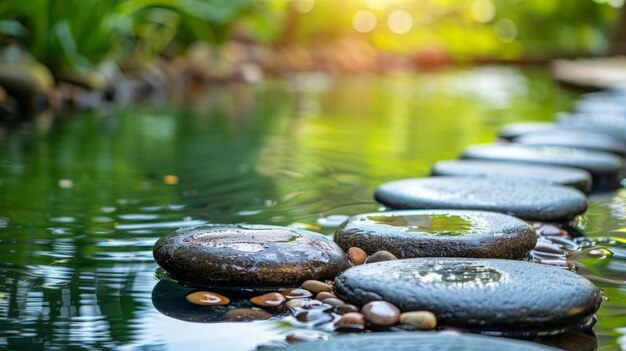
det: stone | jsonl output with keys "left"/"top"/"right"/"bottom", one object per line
{"left": 301, "top": 280, "right": 332, "bottom": 294}
{"left": 431, "top": 160, "right": 592, "bottom": 193}
{"left": 347, "top": 247, "right": 367, "bottom": 265}
{"left": 462, "top": 144, "right": 625, "bottom": 191}
{"left": 153, "top": 225, "right": 350, "bottom": 288}
{"left": 280, "top": 333, "right": 561, "bottom": 351}
{"left": 334, "top": 210, "right": 537, "bottom": 260}
{"left": 185, "top": 291, "right": 230, "bottom": 306}
{"left": 322, "top": 298, "right": 346, "bottom": 307}
{"left": 333, "top": 258, "right": 602, "bottom": 334}
{"left": 365, "top": 250, "right": 398, "bottom": 263}
{"left": 516, "top": 130, "right": 626, "bottom": 157}
{"left": 285, "top": 331, "right": 327, "bottom": 344}
{"left": 286, "top": 298, "right": 328, "bottom": 310}
{"left": 292, "top": 309, "right": 334, "bottom": 326}
{"left": 315, "top": 292, "right": 336, "bottom": 301}
{"left": 334, "top": 304, "right": 360, "bottom": 315}
{"left": 281, "top": 288, "right": 313, "bottom": 299}
{"left": 250, "top": 292, "right": 286, "bottom": 307}
{"left": 334, "top": 312, "right": 366, "bottom": 332}
{"left": 374, "top": 177, "right": 587, "bottom": 222}
{"left": 498, "top": 121, "right": 626, "bottom": 143}
{"left": 361, "top": 301, "right": 400, "bottom": 326}
{"left": 224, "top": 308, "right": 273, "bottom": 322}
{"left": 399, "top": 311, "right": 437, "bottom": 330}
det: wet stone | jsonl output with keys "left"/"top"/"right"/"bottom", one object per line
{"left": 250, "top": 292, "right": 286, "bottom": 307}
{"left": 365, "top": 250, "right": 398, "bottom": 263}
{"left": 516, "top": 130, "right": 626, "bottom": 157}
{"left": 431, "top": 160, "right": 592, "bottom": 193}
{"left": 224, "top": 308, "right": 273, "bottom": 322}
{"left": 153, "top": 225, "right": 351, "bottom": 288}
{"left": 286, "top": 298, "right": 329, "bottom": 310}
{"left": 322, "top": 298, "right": 346, "bottom": 307}
{"left": 281, "top": 288, "right": 313, "bottom": 299}
{"left": 334, "top": 304, "right": 359, "bottom": 315}
{"left": 301, "top": 280, "right": 332, "bottom": 294}
{"left": 462, "top": 144, "right": 625, "bottom": 192}
{"left": 285, "top": 331, "right": 328, "bottom": 344}
{"left": 185, "top": 291, "right": 230, "bottom": 306}
{"left": 280, "top": 332, "right": 562, "bottom": 351}
{"left": 347, "top": 247, "right": 367, "bottom": 265}
{"left": 399, "top": 311, "right": 437, "bottom": 330}
{"left": 335, "top": 210, "right": 537, "bottom": 260}
{"left": 315, "top": 292, "right": 336, "bottom": 301}
{"left": 374, "top": 177, "right": 588, "bottom": 222}
{"left": 361, "top": 301, "right": 400, "bottom": 326}
{"left": 290, "top": 309, "right": 334, "bottom": 327}
{"left": 335, "top": 312, "right": 366, "bottom": 332}
{"left": 333, "top": 258, "right": 602, "bottom": 334}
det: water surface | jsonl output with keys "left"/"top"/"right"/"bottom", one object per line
{"left": 1, "top": 67, "right": 624, "bottom": 350}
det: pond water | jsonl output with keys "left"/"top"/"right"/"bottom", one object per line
{"left": 0, "top": 67, "right": 624, "bottom": 351}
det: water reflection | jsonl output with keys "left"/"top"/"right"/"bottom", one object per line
{"left": 1, "top": 69, "right": 624, "bottom": 350}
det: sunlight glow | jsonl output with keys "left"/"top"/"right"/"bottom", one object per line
{"left": 388, "top": 9, "right": 413, "bottom": 34}
{"left": 353, "top": 10, "right": 377, "bottom": 33}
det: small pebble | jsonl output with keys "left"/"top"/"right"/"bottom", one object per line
{"left": 534, "top": 223, "right": 569, "bottom": 237}
{"left": 366, "top": 250, "right": 398, "bottom": 264}
{"left": 536, "top": 259, "right": 577, "bottom": 270}
{"left": 334, "top": 312, "right": 366, "bottom": 332}
{"left": 285, "top": 331, "right": 327, "bottom": 343}
{"left": 322, "top": 298, "right": 346, "bottom": 307}
{"left": 334, "top": 304, "right": 360, "bottom": 315}
{"left": 398, "top": 311, "right": 437, "bottom": 330}
{"left": 293, "top": 309, "right": 334, "bottom": 326}
{"left": 348, "top": 247, "right": 367, "bottom": 265}
{"left": 224, "top": 308, "right": 273, "bottom": 322}
{"left": 361, "top": 301, "right": 400, "bottom": 326}
{"left": 281, "top": 288, "right": 313, "bottom": 299}
{"left": 286, "top": 298, "right": 330, "bottom": 311}
{"left": 185, "top": 291, "right": 230, "bottom": 306}
{"left": 301, "top": 280, "right": 332, "bottom": 294}
{"left": 315, "top": 291, "right": 336, "bottom": 301}
{"left": 250, "top": 292, "right": 286, "bottom": 307}
{"left": 534, "top": 240, "right": 565, "bottom": 255}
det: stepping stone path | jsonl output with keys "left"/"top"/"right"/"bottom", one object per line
{"left": 462, "top": 144, "right": 625, "bottom": 191}
{"left": 280, "top": 333, "right": 561, "bottom": 351}
{"left": 498, "top": 121, "right": 626, "bottom": 143}
{"left": 374, "top": 177, "right": 587, "bottom": 222}
{"left": 333, "top": 258, "right": 602, "bottom": 334}
{"left": 334, "top": 210, "right": 536, "bottom": 259}
{"left": 431, "top": 160, "right": 592, "bottom": 192}
{"left": 516, "top": 130, "right": 626, "bottom": 157}
{"left": 153, "top": 225, "right": 350, "bottom": 288}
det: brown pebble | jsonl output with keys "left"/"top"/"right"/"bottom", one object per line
{"left": 281, "top": 288, "right": 313, "bottom": 299}
{"left": 315, "top": 292, "right": 336, "bottom": 301}
{"left": 322, "top": 297, "right": 346, "bottom": 307}
{"left": 361, "top": 301, "right": 400, "bottom": 326}
{"left": 185, "top": 291, "right": 230, "bottom": 306}
{"left": 534, "top": 241, "right": 564, "bottom": 255}
{"left": 285, "top": 331, "right": 326, "bottom": 343}
{"left": 366, "top": 250, "right": 397, "bottom": 264}
{"left": 534, "top": 223, "right": 569, "bottom": 237}
{"left": 399, "top": 311, "right": 437, "bottom": 330}
{"left": 224, "top": 308, "right": 272, "bottom": 322}
{"left": 334, "top": 304, "right": 359, "bottom": 315}
{"left": 250, "top": 292, "right": 286, "bottom": 307}
{"left": 335, "top": 312, "right": 366, "bottom": 331}
{"left": 348, "top": 247, "right": 367, "bottom": 265}
{"left": 293, "top": 309, "right": 334, "bottom": 326}
{"left": 286, "top": 298, "right": 330, "bottom": 311}
{"left": 301, "top": 280, "right": 332, "bottom": 294}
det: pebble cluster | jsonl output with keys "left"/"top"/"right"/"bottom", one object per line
{"left": 152, "top": 87, "right": 626, "bottom": 350}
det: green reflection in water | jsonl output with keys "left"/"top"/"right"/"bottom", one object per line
{"left": 363, "top": 214, "right": 482, "bottom": 236}
{"left": 0, "top": 68, "right": 623, "bottom": 350}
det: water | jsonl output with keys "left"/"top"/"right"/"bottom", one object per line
{"left": 361, "top": 213, "right": 483, "bottom": 236}
{"left": 0, "top": 67, "right": 624, "bottom": 350}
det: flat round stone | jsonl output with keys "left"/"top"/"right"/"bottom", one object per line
{"left": 333, "top": 258, "right": 602, "bottom": 334}
{"left": 334, "top": 210, "right": 536, "bottom": 259}
{"left": 516, "top": 131, "right": 625, "bottom": 157}
{"left": 498, "top": 121, "right": 626, "bottom": 142}
{"left": 557, "top": 113, "right": 626, "bottom": 142}
{"left": 374, "top": 177, "right": 587, "bottom": 222}
{"left": 281, "top": 333, "right": 561, "bottom": 351}
{"left": 431, "top": 160, "right": 592, "bottom": 193}
{"left": 153, "top": 225, "right": 351, "bottom": 288}
{"left": 462, "top": 144, "right": 625, "bottom": 191}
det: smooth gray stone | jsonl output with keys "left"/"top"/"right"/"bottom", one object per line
{"left": 498, "top": 121, "right": 626, "bottom": 142}
{"left": 516, "top": 130, "right": 626, "bottom": 157}
{"left": 462, "top": 144, "right": 625, "bottom": 191}
{"left": 281, "top": 333, "right": 561, "bottom": 351}
{"left": 556, "top": 113, "right": 626, "bottom": 142}
{"left": 374, "top": 177, "right": 587, "bottom": 222}
{"left": 431, "top": 160, "right": 592, "bottom": 193}
{"left": 333, "top": 258, "right": 602, "bottom": 333}
{"left": 334, "top": 210, "right": 536, "bottom": 260}
{"left": 153, "top": 225, "right": 350, "bottom": 288}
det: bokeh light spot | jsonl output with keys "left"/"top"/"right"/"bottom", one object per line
{"left": 471, "top": 0, "right": 496, "bottom": 23}
{"left": 388, "top": 9, "right": 413, "bottom": 34}
{"left": 293, "top": 0, "right": 315, "bottom": 14}
{"left": 353, "top": 10, "right": 377, "bottom": 33}
{"left": 494, "top": 18, "right": 518, "bottom": 43}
